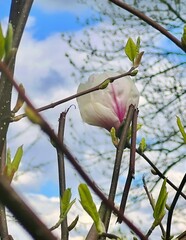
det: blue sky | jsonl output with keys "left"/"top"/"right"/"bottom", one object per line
{"left": 0, "top": 0, "right": 100, "bottom": 39}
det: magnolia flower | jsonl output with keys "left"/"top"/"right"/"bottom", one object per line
{"left": 77, "top": 71, "right": 139, "bottom": 132}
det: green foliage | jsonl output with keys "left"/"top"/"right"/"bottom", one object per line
{"left": 176, "top": 116, "right": 186, "bottom": 144}
{"left": 99, "top": 79, "right": 110, "bottom": 89}
{"left": 138, "top": 137, "right": 146, "bottom": 153}
{"left": 110, "top": 127, "right": 119, "bottom": 147}
{"left": 4, "top": 146, "right": 23, "bottom": 183}
{"left": 12, "top": 84, "right": 25, "bottom": 113}
{"left": 152, "top": 179, "right": 168, "bottom": 228}
{"left": 5, "top": 23, "right": 13, "bottom": 56}
{"left": 181, "top": 25, "right": 186, "bottom": 48}
{"left": 50, "top": 188, "right": 76, "bottom": 231}
{"left": 25, "top": 105, "right": 43, "bottom": 125}
{"left": 124, "top": 37, "right": 144, "bottom": 68}
{"left": 0, "top": 23, "right": 13, "bottom": 60}
{"left": 0, "top": 24, "right": 5, "bottom": 60}
{"left": 68, "top": 215, "right": 79, "bottom": 231}
{"left": 60, "top": 188, "right": 76, "bottom": 219}
{"left": 78, "top": 183, "right": 105, "bottom": 234}
{"left": 125, "top": 37, "right": 138, "bottom": 63}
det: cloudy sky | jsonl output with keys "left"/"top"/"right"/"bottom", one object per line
{"left": 0, "top": 1, "right": 185, "bottom": 240}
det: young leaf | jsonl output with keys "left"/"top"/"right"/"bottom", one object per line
{"left": 78, "top": 184, "right": 105, "bottom": 234}
{"left": 25, "top": 106, "right": 43, "bottom": 125}
{"left": 60, "top": 188, "right": 76, "bottom": 219}
{"left": 176, "top": 116, "right": 186, "bottom": 144}
{"left": 181, "top": 25, "right": 186, "bottom": 48}
{"left": 133, "top": 51, "right": 144, "bottom": 68}
{"left": 11, "top": 145, "right": 23, "bottom": 172}
{"left": 136, "top": 37, "right": 141, "bottom": 54}
{"left": 138, "top": 137, "right": 146, "bottom": 153}
{"left": 0, "top": 24, "right": 5, "bottom": 60}
{"left": 152, "top": 179, "right": 168, "bottom": 227}
{"left": 4, "top": 146, "right": 23, "bottom": 183}
{"left": 99, "top": 79, "right": 110, "bottom": 89}
{"left": 12, "top": 84, "right": 25, "bottom": 113}
{"left": 5, "top": 23, "right": 13, "bottom": 56}
{"left": 68, "top": 215, "right": 79, "bottom": 231}
{"left": 110, "top": 127, "right": 118, "bottom": 147}
{"left": 125, "top": 37, "right": 137, "bottom": 63}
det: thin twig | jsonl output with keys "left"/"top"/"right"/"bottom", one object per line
{"left": 0, "top": 62, "right": 147, "bottom": 240}
{"left": 11, "top": 68, "right": 135, "bottom": 122}
{"left": 108, "top": 0, "right": 186, "bottom": 52}
{"left": 136, "top": 149, "right": 186, "bottom": 200}
{"left": 0, "top": 176, "right": 58, "bottom": 240}
{"left": 117, "top": 108, "right": 138, "bottom": 223}
{"left": 166, "top": 174, "right": 186, "bottom": 240}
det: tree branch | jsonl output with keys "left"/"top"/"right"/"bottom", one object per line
{"left": 108, "top": 0, "right": 186, "bottom": 52}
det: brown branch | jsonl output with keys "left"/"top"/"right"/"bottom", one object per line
{"left": 103, "top": 105, "right": 135, "bottom": 230}
{"left": 108, "top": 0, "right": 186, "bottom": 52}
{"left": 0, "top": 176, "right": 58, "bottom": 240}
{"left": 117, "top": 108, "right": 138, "bottom": 223}
{"left": 57, "top": 110, "right": 68, "bottom": 240}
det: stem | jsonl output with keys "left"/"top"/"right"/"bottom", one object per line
{"left": 0, "top": 143, "right": 9, "bottom": 240}
{"left": 166, "top": 174, "right": 186, "bottom": 240}
{"left": 109, "top": 0, "right": 186, "bottom": 52}
{"left": 9, "top": 0, "right": 34, "bottom": 49}
{"left": 0, "top": 62, "right": 147, "bottom": 240}
{"left": 0, "top": 1, "right": 34, "bottom": 239}
{"left": 117, "top": 108, "right": 138, "bottom": 223}
{"left": 103, "top": 105, "right": 135, "bottom": 231}
{"left": 57, "top": 111, "right": 68, "bottom": 240}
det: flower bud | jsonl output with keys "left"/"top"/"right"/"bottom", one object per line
{"left": 77, "top": 71, "right": 139, "bottom": 131}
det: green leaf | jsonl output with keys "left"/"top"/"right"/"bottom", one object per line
{"left": 60, "top": 188, "right": 76, "bottom": 219}
{"left": 11, "top": 145, "right": 23, "bottom": 172}
{"left": 138, "top": 137, "right": 146, "bottom": 153}
{"left": 176, "top": 116, "right": 186, "bottom": 144}
{"left": 4, "top": 146, "right": 23, "bottom": 183}
{"left": 153, "top": 179, "right": 168, "bottom": 227}
{"left": 12, "top": 84, "right": 25, "bottom": 113}
{"left": 127, "top": 123, "right": 142, "bottom": 142}
{"left": 99, "top": 79, "right": 110, "bottom": 89}
{"left": 5, "top": 23, "right": 13, "bottom": 56}
{"left": 68, "top": 215, "right": 79, "bottom": 231}
{"left": 78, "top": 184, "right": 105, "bottom": 234}
{"left": 50, "top": 189, "right": 75, "bottom": 231}
{"left": 0, "top": 24, "right": 5, "bottom": 60}
{"left": 110, "top": 127, "right": 118, "bottom": 147}
{"left": 181, "top": 25, "right": 186, "bottom": 48}
{"left": 25, "top": 105, "right": 43, "bottom": 125}
{"left": 133, "top": 51, "right": 144, "bottom": 68}
{"left": 125, "top": 37, "right": 137, "bottom": 63}
{"left": 136, "top": 37, "right": 141, "bottom": 54}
